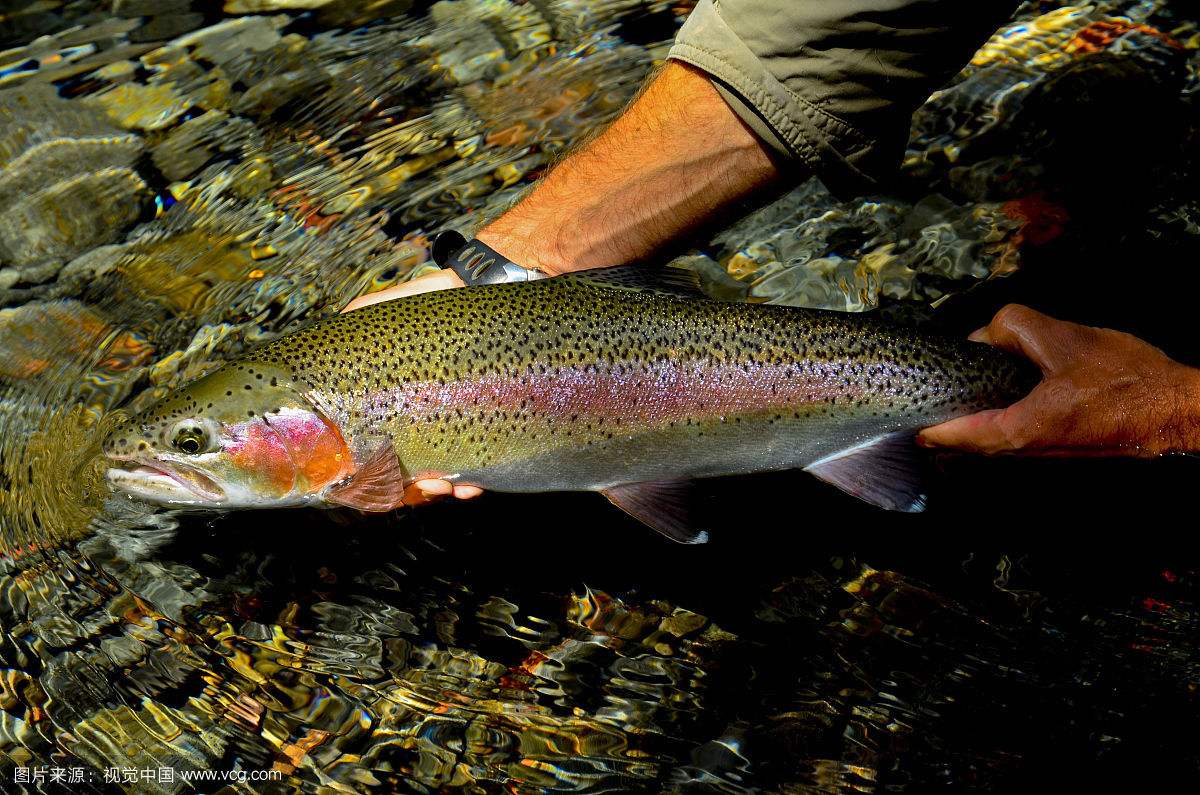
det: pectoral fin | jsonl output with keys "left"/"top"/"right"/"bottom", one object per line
{"left": 601, "top": 480, "right": 709, "bottom": 544}
{"left": 804, "top": 431, "right": 927, "bottom": 512}
{"left": 325, "top": 444, "right": 406, "bottom": 512}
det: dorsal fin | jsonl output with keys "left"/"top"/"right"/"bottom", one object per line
{"left": 561, "top": 263, "right": 706, "bottom": 299}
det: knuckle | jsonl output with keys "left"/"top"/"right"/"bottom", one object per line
{"left": 996, "top": 409, "right": 1030, "bottom": 451}
{"left": 992, "top": 303, "right": 1030, "bottom": 331}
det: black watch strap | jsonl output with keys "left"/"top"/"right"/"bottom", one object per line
{"left": 431, "top": 230, "right": 543, "bottom": 286}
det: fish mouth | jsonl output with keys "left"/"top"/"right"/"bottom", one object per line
{"left": 105, "top": 460, "right": 226, "bottom": 506}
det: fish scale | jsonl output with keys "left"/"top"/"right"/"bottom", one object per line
{"left": 105, "top": 273, "right": 1037, "bottom": 538}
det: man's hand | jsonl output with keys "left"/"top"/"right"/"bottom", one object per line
{"left": 919, "top": 304, "right": 1200, "bottom": 457}
{"left": 402, "top": 479, "right": 483, "bottom": 504}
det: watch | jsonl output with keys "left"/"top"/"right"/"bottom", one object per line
{"left": 431, "top": 230, "right": 545, "bottom": 286}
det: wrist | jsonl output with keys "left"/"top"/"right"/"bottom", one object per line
{"left": 475, "top": 226, "right": 553, "bottom": 275}
{"left": 476, "top": 208, "right": 580, "bottom": 276}
{"left": 432, "top": 230, "right": 544, "bottom": 286}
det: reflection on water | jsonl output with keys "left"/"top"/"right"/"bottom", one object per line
{"left": 1, "top": 0, "right": 1199, "bottom": 791}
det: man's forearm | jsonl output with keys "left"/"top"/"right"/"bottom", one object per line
{"left": 476, "top": 61, "right": 784, "bottom": 275}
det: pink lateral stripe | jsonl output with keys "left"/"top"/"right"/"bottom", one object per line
{"left": 358, "top": 359, "right": 912, "bottom": 424}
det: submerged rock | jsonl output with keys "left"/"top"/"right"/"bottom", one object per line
{"left": 0, "top": 166, "right": 148, "bottom": 267}
{"left": 0, "top": 84, "right": 147, "bottom": 268}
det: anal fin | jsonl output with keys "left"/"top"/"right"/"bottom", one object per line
{"left": 803, "top": 431, "right": 927, "bottom": 512}
{"left": 325, "top": 444, "right": 406, "bottom": 512}
{"left": 601, "top": 480, "right": 709, "bottom": 543}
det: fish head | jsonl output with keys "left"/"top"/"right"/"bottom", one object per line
{"left": 104, "top": 362, "right": 354, "bottom": 509}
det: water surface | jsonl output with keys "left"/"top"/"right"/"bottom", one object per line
{"left": 1, "top": 0, "right": 1199, "bottom": 791}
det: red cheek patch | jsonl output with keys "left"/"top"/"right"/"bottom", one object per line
{"left": 226, "top": 421, "right": 296, "bottom": 497}
{"left": 266, "top": 410, "right": 354, "bottom": 492}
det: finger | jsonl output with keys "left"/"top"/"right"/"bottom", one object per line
{"left": 399, "top": 478, "right": 452, "bottom": 508}
{"left": 413, "top": 478, "right": 453, "bottom": 497}
{"left": 977, "top": 304, "right": 1072, "bottom": 372}
{"left": 400, "top": 483, "right": 433, "bottom": 507}
{"left": 341, "top": 270, "right": 465, "bottom": 312}
{"left": 917, "top": 408, "right": 1019, "bottom": 454}
{"left": 406, "top": 479, "right": 483, "bottom": 502}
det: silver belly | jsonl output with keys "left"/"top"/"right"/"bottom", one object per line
{"left": 453, "top": 414, "right": 922, "bottom": 493}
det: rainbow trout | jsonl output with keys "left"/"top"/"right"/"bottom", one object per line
{"left": 104, "top": 269, "right": 1036, "bottom": 541}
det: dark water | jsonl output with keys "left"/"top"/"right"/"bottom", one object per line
{"left": 1, "top": 0, "right": 1200, "bottom": 792}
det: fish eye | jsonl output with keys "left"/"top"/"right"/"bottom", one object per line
{"left": 171, "top": 422, "right": 212, "bottom": 455}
